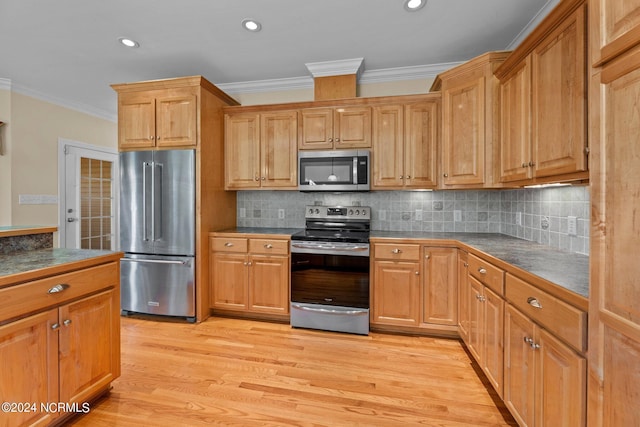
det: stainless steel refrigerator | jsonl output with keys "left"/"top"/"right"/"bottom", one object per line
{"left": 119, "top": 149, "right": 196, "bottom": 322}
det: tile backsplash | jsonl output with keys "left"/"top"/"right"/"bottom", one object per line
{"left": 237, "top": 185, "right": 590, "bottom": 255}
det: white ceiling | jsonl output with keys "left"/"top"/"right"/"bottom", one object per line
{"left": 0, "top": 0, "right": 559, "bottom": 121}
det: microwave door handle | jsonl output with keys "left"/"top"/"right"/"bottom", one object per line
{"left": 353, "top": 156, "right": 357, "bottom": 184}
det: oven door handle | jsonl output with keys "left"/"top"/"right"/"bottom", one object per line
{"left": 291, "top": 243, "right": 369, "bottom": 252}
{"left": 291, "top": 304, "right": 368, "bottom": 316}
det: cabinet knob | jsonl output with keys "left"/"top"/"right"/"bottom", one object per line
{"left": 224, "top": 242, "right": 234, "bottom": 247}
{"left": 399, "top": 175, "right": 404, "bottom": 179}
{"left": 522, "top": 163, "right": 528, "bottom": 168}
{"left": 406, "top": 175, "right": 411, "bottom": 179}
{"left": 527, "top": 297, "right": 542, "bottom": 309}
{"left": 391, "top": 248, "right": 403, "bottom": 254}
{"left": 156, "top": 136, "right": 161, "bottom": 140}
{"left": 51, "top": 323, "right": 60, "bottom": 330}
{"left": 149, "top": 136, "right": 154, "bottom": 140}
{"left": 328, "top": 137, "right": 333, "bottom": 142}
{"left": 464, "top": 262, "right": 469, "bottom": 268}
{"left": 261, "top": 176, "right": 266, "bottom": 181}
{"left": 478, "top": 268, "right": 487, "bottom": 274}
{"left": 415, "top": 271, "right": 419, "bottom": 275}
{"left": 528, "top": 161, "right": 536, "bottom": 167}
{"left": 264, "top": 243, "right": 273, "bottom": 249}
{"left": 247, "top": 261, "right": 252, "bottom": 266}
{"left": 63, "top": 319, "right": 72, "bottom": 326}
{"left": 335, "top": 138, "right": 340, "bottom": 142}
{"left": 425, "top": 254, "right": 430, "bottom": 259}
{"left": 443, "top": 173, "right": 448, "bottom": 178}
{"left": 254, "top": 175, "right": 260, "bottom": 181}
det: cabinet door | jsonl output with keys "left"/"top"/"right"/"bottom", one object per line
{"left": 591, "top": 0, "right": 640, "bottom": 65}
{"left": 405, "top": 101, "right": 438, "bottom": 188}
{"left": 211, "top": 253, "right": 249, "bottom": 310}
{"left": 442, "top": 76, "right": 486, "bottom": 185}
{"left": 249, "top": 255, "right": 289, "bottom": 314}
{"left": 334, "top": 106, "right": 372, "bottom": 148}
{"left": 499, "top": 59, "right": 532, "bottom": 183}
{"left": 59, "top": 290, "right": 117, "bottom": 404}
{"left": 372, "top": 104, "right": 404, "bottom": 188}
{"left": 467, "top": 275, "right": 485, "bottom": 362}
{"left": 0, "top": 310, "right": 59, "bottom": 427}
{"left": 225, "top": 113, "right": 261, "bottom": 189}
{"left": 118, "top": 94, "right": 156, "bottom": 149}
{"left": 156, "top": 94, "right": 197, "bottom": 148}
{"left": 504, "top": 304, "right": 536, "bottom": 427}
{"left": 260, "top": 111, "right": 298, "bottom": 188}
{"left": 299, "top": 108, "right": 333, "bottom": 149}
{"left": 372, "top": 260, "right": 420, "bottom": 327}
{"left": 422, "top": 247, "right": 457, "bottom": 326}
{"left": 458, "top": 251, "right": 470, "bottom": 343}
{"left": 483, "top": 286, "right": 505, "bottom": 398}
{"left": 531, "top": 5, "right": 587, "bottom": 178}
{"left": 535, "top": 328, "right": 586, "bottom": 427}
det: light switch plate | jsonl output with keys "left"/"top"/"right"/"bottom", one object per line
{"left": 567, "top": 216, "right": 577, "bottom": 236}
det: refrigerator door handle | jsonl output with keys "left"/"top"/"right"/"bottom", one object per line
{"left": 142, "top": 161, "right": 151, "bottom": 241}
{"left": 121, "top": 258, "right": 191, "bottom": 266}
{"left": 154, "top": 162, "right": 163, "bottom": 241}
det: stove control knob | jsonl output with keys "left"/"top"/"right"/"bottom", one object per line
{"left": 355, "top": 209, "right": 360, "bottom": 215}
{"left": 349, "top": 209, "right": 354, "bottom": 215}
{"left": 315, "top": 208, "right": 320, "bottom": 214}
{"left": 309, "top": 208, "right": 313, "bottom": 214}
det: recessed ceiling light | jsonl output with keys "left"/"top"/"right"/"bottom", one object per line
{"left": 118, "top": 37, "right": 140, "bottom": 48}
{"left": 241, "top": 19, "right": 262, "bottom": 32}
{"left": 404, "top": 0, "right": 426, "bottom": 11}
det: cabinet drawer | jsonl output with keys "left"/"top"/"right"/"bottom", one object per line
{"left": 249, "top": 239, "right": 289, "bottom": 255}
{"left": 374, "top": 243, "right": 420, "bottom": 261}
{"left": 506, "top": 273, "right": 586, "bottom": 352}
{"left": 0, "top": 262, "right": 118, "bottom": 324}
{"left": 211, "top": 237, "right": 248, "bottom": 253}
{"left": 468, "top": 254, "right": 504, "bottom": 295}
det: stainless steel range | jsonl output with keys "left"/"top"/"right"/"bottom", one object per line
{"left": 290, "top": 205, "right": 370, "bottom": 335}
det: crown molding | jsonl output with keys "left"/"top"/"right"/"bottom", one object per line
{"left": 10, "top": 82, "right": 117, "bottom": 122}
{"left": 217, "top": 61, "right": 462, "bottom": 94}
{"left": 305, "top": 58, "right": 365, "bottom": 79}
{"left": 506, "top": 0, "right": 561, "bottom": 50}
{"left": 0, "top": 78, "right": 11, "bottom": 91}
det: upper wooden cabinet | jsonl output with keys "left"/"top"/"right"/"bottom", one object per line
{"left": 496, "top": 1, "right": 588, "bottom": 185}
{"left": 112, "top": 76, "right": 238, "bottom": 151}
{"left": 371, "top": 97, "right": 439, "bottom": 190}
{"left": 437, "top": 51, "right": 509, "bottom": 188}
{"left": 224, "top": 111, "right": 298, "bottom": 190}
{"left": 591, "top": 0, "right": 640, "bottom": 66}
{"left": 299, "top": 106, "right": 371, "bottom": 150}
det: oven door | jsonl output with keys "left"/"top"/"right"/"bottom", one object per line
{"left": 290, "top": 249, "right": 370, "bottom": 335}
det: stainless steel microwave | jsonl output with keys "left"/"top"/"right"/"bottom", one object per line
{"left": 298, "top": 149, "right": 370, "bottom": 192}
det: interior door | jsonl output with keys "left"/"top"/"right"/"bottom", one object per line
{"left": 61, "top": 142, "right": 118, "bottom": 250}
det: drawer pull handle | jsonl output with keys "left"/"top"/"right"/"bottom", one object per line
{"left": 63, "top": 319, "right": 72, "bottom": 326}
{"left": 264, "top": 243, "right": 273, "bottom": 249}
{"left": 478, "top": 268, "right": 487, "bottom": 274}
{"left": 224, "top": 242, "right": 234, "bottom": 247}
{"left": 527, "top": 297, "right": 542, "bottom": 309}
{"left": 47, "top": 284, "right": 70, "bottom": 294}
{"left": 392, "top": 248, "right": 403, "bottom": 254}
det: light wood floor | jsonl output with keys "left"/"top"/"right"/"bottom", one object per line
{"left": 70, "top": 316, "right": 517, "bottom": 426}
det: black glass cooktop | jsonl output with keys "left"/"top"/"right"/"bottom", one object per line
{"left": 290, "top": 229, "right": 370, "bottom": 243}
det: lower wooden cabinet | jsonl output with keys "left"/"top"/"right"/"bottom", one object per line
{"left": 504, "top": 304, "right": 586, "bottom": 427}
{"left": 372, "top": 259, "right": 421, "bottom": 327}
{"left": 422, "top": 247, "right": 458, "bottom": 326}
{"left": 468, "top": 275, "right": 505, "bottom": 397}
{"left": 210, "top": 236, "right": 290, "bottom": 317}
{"left": 457, "top": 251, "right": 470, "bottom": 343}
{"left": 0, "top": 258, "right": 121, "bottom": 427}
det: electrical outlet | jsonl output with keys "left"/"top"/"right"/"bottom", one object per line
{"left": 278, "top": 209, "right": 285, "bottom": 219}
{"left": 454, "top": 210, "right": 462, "bottom": 222}
{"left": 415, "top": 209, "right": 422, "bottom": 221}
{"left": 516, "top": 211, "right": 523, "bottom": 226}
{"left": 239, "top": 207, "right": 246, "bottom": 218}
{"left": 567, "top": 216, "right": 577, "bottom": 236}
{"left": 541, "top": 216, "right": 550, "bottom": 230}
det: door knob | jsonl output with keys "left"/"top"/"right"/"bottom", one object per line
{"left": 67, "top": 217, "right": 78, "bottom": 223}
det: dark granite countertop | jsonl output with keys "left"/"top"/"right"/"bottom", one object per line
{"left": 370, "top": 231, "right": 589, "bottom": 300}
{"left": 0, "top": 248, "right": 120, "bottom": 287}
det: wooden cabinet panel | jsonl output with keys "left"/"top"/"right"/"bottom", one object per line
{"left": 118, "top": 95, "right": 156, "bottom": 149}
{"left": 211, "top": 237, "right": 248, "bottom": 253}
{"left": 224, "top": 113, "right": 261, "bottom": 189}
{"left": 531, "top": 5, "right": 587, "bottom": 178}
{"left": 442, "top": 76, "right": 485, "bottom": 185}
{"left": 249, "top": 255, "right": 289, "bottom": 314}
{"left": 373, "top": 243, "right": 420, "bottom": 261}
{"left": 483, "top": 286, "right": 504, "bottom": 398}
{"left": 499, "top": 59, "right": 532, "bottom": 183}
{"left": 372, "top": 260, "right": 420, "bottom": 327}
{"left": 467, "top": 275, "right": 484, "bottom": 362}
{"left": 405, "top": 101, "right": 438, "bottom": 188}
{"left": 422, "top": 247, "right": 457, "bottom": 326}
{"left": 505, "top": 304, "right": 536, "bottom": 427}
{"left": 468, "top": 253, "right": 505, "bottom": 295}
{"left": 155, "top": 95, "right": 197, "bottom": 147}
{"left": 299, "top": 106, "right": 371, "bottom": 149}
{"left": 457, "top": 251, "right": 470, "bottom": 343}
{"left": 0, "top": 310, "right": 59, "bottom": 427}
{"left": 249, "top": 239, "right": 289, "bottom": 255}
{"left": 260, "top": 111, "right": 298, "bottom": 188}
{"left": 372, "top": 105, "right": 404, "bottom": 188}
{"left": 591, "top": 0, "right": 640, "bottom": 65}
{"left": 211, "top": 253, "right": 249, "bottom": 310}
{"left": 59, "top": 290, "right": 117, "bottom": 404}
